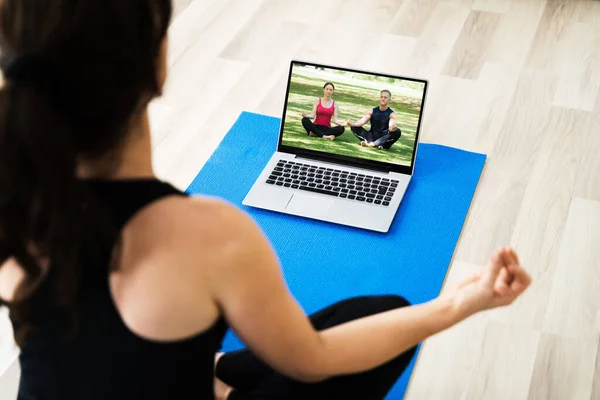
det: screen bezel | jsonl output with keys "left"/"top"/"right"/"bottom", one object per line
{"left": 277, "top": 60, "right": 428, "bottom": 174}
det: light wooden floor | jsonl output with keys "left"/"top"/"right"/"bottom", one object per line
{"left": 2, "top": 0, "right": 600, "bottom": 399}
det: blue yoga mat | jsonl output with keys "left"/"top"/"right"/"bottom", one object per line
{"left": 186, "top": 112, "right": 486, "bottom": 399}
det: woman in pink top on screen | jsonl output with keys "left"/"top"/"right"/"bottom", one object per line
{"left": 301, "top": 82, "right": 349, "bottom": 141}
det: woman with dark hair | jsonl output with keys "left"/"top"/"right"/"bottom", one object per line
{"left": 301, "top": 82, "right": 348, "bottom": 141}
{"left": 0, "top": 1, "right": 531, "bottom": 399}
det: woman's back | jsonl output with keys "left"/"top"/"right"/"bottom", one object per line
{"left": 15, "top": 179, "right": 227, "bottom": 399}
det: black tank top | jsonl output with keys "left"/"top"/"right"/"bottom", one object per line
{"left": 370, "top": 107, "right": 394, "bottom": 133}
{"left": 12, "top": 179, "right": 228, "bottom": 400}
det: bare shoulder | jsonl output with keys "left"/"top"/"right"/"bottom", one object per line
{"left": 111, "top": 194, "right": 261, "bottom": 341}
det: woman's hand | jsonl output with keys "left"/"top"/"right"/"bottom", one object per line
{"left": 302, "top": 112, "right": 307, "bottom": 118}
{"left": 341, "top": 121, "right": 349, "bottom": 127}
{"left": 446, "top": 248, "right": 531, "bottom": 316}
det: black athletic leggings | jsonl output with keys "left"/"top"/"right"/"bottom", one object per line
{"left": 302, "top": 117, "right": 345, "bottom": 138}
{"left": 216, "top": 295, "right": 417, "bottom": 400}
{"left": 351, "top": 127, "right": 402, "bottom": 150}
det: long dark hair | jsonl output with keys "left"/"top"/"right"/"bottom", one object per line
{"left": 0, "top": 0, "right": 172, "bottom": 343}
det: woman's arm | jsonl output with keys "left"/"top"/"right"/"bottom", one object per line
{"left": 332, "top": 103, "right": 347, "bottom": 127}
{"left": 302, "top": 99, "right": 318, "bottom": 119}
{"left": 112, "top": 197, "right": 530, "bottom": 385}
{"left": 210, "top": 204, "right": 531, "bottom": 383}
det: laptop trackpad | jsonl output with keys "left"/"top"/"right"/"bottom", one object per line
{"left": 286, "top": 194, "right": 334, "bottom": 219}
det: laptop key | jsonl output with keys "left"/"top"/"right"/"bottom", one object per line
{"left": 384, "top": 196, "right": 392, "bottom": 201}
{"left": 376, "top": 195, "right": 383, "bottom": 200}
{"left": 266, "top": 180, "right": 276, "bottom": 184}
{"left": 366, "top": 198, "right": 374, "bottom": 203}
{"left": 358, "top": 192, "right": 366, "bottom": 196}
{"left": 380, "top": 181, "right": 390, "bottom": 186}
{"left": 357, "top": 197, "right": 366, "bottom": 202}
{"left": 349, "top": 190, "right": 358, "bottom": 195}
{"left": 383, "top": 201, "right": 390, "bottom": 206}
{"left": 333, "top": 187, "right": 341, "bottom": 192}
{"left": 340, "top": 193, "right": 347, "bottom": 198}
{"left": 293, "top": 180, "right": 300, "bottom": 184}
{"left": 275, "top": 167, "right": 284, "bottom": 172}
{"left": 388, "top": 188, "right": 396, "bottom": 193}
{"left": 348, "top": 195, "right": 356, "bottom": 200}
{"left": 272, "top": 171, "right": 283, "bottom": 176}
{"left": 317, "top": 184, "right": 325, "bottom": 189}
{"left": 276, "top": 182, "right": 284, "bottom": 186}
{"left": 325, "top": 186, "right": 333, "bottom": 191}
{"left": 284, "top": 183, "right": 291, "bottom": 187}
{"left": 299, "top": 186, "right": 339, "bottom": 197}
{"left": 341, "top": 188, "right": 349, "bottom": 193}
{"left": 378, "top": 187, "right": 387, "bottom": 195}
{"left": 374, "top": 200, "right": 381, "bottom": 205}
{"left": 291, "top": 184, "right": 299, "bottom": 189}
{"left": 366, "top": 193, "right": 375, "bottom": 198}
{"left": 285, "top": 178, "right": 292, "bottom": 183}
{"left": 309, "top": 183, "right": 316, "bottom": 187}
{"left": 283, "top": 174, "right": 291, "bottom": 178}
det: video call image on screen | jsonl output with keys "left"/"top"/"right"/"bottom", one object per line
{"left": 281, "top": 63, "right": 426, "bottom": 167}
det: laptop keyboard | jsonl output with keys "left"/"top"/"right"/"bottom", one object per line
{"left": 266, "top": 160, "right": 399, "bottom": 206}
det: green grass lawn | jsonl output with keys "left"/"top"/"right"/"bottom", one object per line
{"left": 281, "top": 72, "right": 422, "bottom": 166}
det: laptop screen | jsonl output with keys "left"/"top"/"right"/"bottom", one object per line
{"left": 279, "top": 61, "right": 427, "bottom": 171}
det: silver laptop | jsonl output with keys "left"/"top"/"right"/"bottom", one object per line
{"left": 243, "top": 60, "right": 428, "bottom": 232}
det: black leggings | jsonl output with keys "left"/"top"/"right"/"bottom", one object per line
{"left": 351, "top": 127, "right": 402, "bottom": 150}
{"left": 302, "top": 117, "right": 345, "bottom": 137}
{"left": 216, "top": 295, "right": 417, "bottom": 400}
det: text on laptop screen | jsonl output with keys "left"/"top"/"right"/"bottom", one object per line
{"left": 280, "top": 62, "right": 426, "bottom": 167}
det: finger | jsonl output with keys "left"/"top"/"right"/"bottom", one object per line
{"left": 507, "top": 263, "right": 532, "bottom": 286}
{"left": 485, "top": 249, "right": 505, "bottom": 284}
{"left": 508, "top": 247, "right": 521, "bottom": 266}
{"left": 497, "top": 268, "right": 513, "bottom": 289}
{"left": 494, "top": 280, "right": 510, "bottom": 296}
{"left": 507, "top": 268, "right": 531, "bottom": 294}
